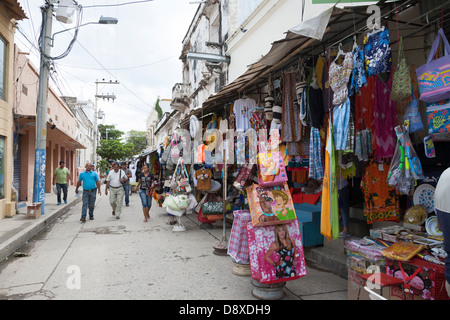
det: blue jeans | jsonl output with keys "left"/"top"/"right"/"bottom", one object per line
{"left": 123, "top": 184, "right": 130, "bottom": 205}
{"left": 338, "top": 185, "right": 350, "bottom": 229}
{"left": 56, "top": 183, "right": 68, "bottom": 203}
{"left": 82, "top": 189, "right": 97, "bottom": 218}
{"left": 436, "top": 209, "right": 450, "bottom": 284}
{"left": 139, "top": 189, "right": 152, "bottom": 208}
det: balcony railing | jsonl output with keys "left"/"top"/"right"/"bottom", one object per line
{"left": 170, "top": 83, "right": 190, "bottom": 111}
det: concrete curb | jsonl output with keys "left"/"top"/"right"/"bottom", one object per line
{"left": 0, "top": 196, "right": 82, "bottom": 263}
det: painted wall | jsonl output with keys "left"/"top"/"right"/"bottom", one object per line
{"left": 0, "top": 8, "right": 19, "bottom": 218}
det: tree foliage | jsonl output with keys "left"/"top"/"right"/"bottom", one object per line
{"left": 98, "top": 124, "right": 123, "bottom": 140}
{"left": 97, "top": 139, "right": 134, "bottom": 161}
{"left": 155, "top": 97, "right": 163, "bottom": 120}
{"left": 126, "top": 130, "right": 147, "bottom": 155}
{"left": 97, "top": 124, "right": 134, "bottom": 161}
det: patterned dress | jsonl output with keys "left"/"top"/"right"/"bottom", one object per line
{"left": 361, "top": 160, "right": 400, "bottom": 224}
{"left": 276, "top": 246, "right": 296, "bottom": 279}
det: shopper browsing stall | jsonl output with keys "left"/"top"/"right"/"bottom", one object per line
{"left": 135, "top": 164, "right": 155, "bottom": 222}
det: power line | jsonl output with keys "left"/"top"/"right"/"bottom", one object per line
{"left": 82, "top": 0, "right": 155, "bottom": 8}
{"left": 55, "top": 55, "right": 177, "bottom": 70}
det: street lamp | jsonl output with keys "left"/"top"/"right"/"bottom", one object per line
{"left": 32, "top": 0, "right": 118, "bottom": 214}
{"left": 50, "top": 16, "right": 118, "bottom": 47}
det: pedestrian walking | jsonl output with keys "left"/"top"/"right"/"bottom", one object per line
{"left": 52, "top": 160, "right": 72, "bottom": 205}
{"left": 121, "top": 162, "right": 132, "bottom": 206}
{"left": 75, "top": 162, "right": 101, "bottom": 222}
{"left": 135, "top": 164, "right": 155, "bottom": 222}
{"left": 105, "top": 162, "right": 128, "bottom": 219}
{"left": 435, "top": 167, "right": 450, "bottom": 297}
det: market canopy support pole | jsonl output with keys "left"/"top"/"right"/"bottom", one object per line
{"left": 213, "top": 152, "right": 228, "bottom": 256}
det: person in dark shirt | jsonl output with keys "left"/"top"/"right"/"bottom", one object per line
{"left": 135, "top": 164, "right": 155, "bottom": 222}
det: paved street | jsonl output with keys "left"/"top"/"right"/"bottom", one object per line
{"left": 0, "top": 191, "right": 347, "bottom": 300}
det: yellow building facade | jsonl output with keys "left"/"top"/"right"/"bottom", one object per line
{"left": 0, "top": 1, "right": 26, "bottom": 218}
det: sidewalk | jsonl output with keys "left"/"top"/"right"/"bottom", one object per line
{"left": 0, "top": 185, "right": 82, "bottom": 263}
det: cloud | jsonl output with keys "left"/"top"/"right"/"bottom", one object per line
{"left": 17, "top": 0, "right": 198, "bottom": 134}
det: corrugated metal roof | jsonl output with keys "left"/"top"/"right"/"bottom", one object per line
{"left": 1, "top": 0, "right": 27, "bottom": 21}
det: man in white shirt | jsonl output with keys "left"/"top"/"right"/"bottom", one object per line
{"left": 434, "top": 167, "right": 450, "bottom": 297}
{"left": 105, "top": 162, "right": 128, "bottom": 219}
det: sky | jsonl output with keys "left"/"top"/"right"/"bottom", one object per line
{"left": 15, "top": 0, "right": 199, "bottom": 135}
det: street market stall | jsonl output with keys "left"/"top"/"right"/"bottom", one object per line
{"left": 158, "top": 0, "right": 450, "bottom": 300}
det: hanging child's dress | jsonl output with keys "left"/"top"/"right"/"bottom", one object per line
{"left": 361, "top": 159, "right": 400, "bottom": 224}
{"left": 364, "top": 27, "right": 392, "bottom": 76}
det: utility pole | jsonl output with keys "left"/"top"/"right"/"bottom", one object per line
{"left": 93, "top": 79, "right": 119, "bottom": 166}
{"left": 32, "top": 1, "right": 53, "bottom": 213}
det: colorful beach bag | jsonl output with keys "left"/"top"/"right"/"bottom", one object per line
{"left": 426, "top": 99, "right": 450, "bottom": 134}
{"left": 246, "top": 182, "right": 296, "bottom": 227}
{"left": 257, "top": 151, "right": 287, "bottom": 187}
{"left": 416, "top": 28, "right": 450, "bottom": 103}
{"left": 246, "top": 219, "right": 307, "bottom": 284}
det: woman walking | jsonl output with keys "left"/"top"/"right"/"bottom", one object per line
{"left": 135, "top": 164, "right": 155, "bottom": 222}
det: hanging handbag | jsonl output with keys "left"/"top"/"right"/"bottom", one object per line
{"left": 201, "top": 193, "right": 223, "bottom": 215}
{"left": 416, "top": 28, "right": 450, "bottom": 103}
{"left": 406, "top": 86, "right": 424, "bottom": 133}
{"left": 171, "top": 132, "right": 179, "bottom": 160}
{"left": 178, "top": 160, "right": 190, "bottom": 187}
{"left": 164, "top": 194, "right": 189, "bottom": 211}
{"left": 257, "top": 151, "right": 288, "bottom": 187}
{"left": 391, "top": 37, "right": 412, "bottom": 102}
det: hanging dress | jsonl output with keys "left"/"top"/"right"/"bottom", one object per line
{"left": 276, "top": 246, "right": 297, "bottom": 278}
{"left": 361, "top": 159, "right": 400, "bottom": 224}
{"left": 281, "top": 72, "right": 303, "bottom": 155}
{"left": 364, "top": 27, "right": 392, "bottom": 76}
{"left": 373, "top": 71, "right": 397, "bottom": 161}
{"left": 329, "top": 52, "right": 353, "bottom": 106}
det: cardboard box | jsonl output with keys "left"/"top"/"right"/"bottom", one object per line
{"left": 27, "top": 203, "right": 42, "bottom": 219}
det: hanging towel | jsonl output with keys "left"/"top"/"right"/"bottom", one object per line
{"left": 321, "top": 120, "right": 339, "bottom": 240}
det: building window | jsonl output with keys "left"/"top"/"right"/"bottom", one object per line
{"left": 0, "top": 36, "right": 6, "bottom": 100}
{"left": 237, "top": 0, "right": 264, "bottom": 26}
{"left": 0, "top": 136, "right": 5, "bottom": 199}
